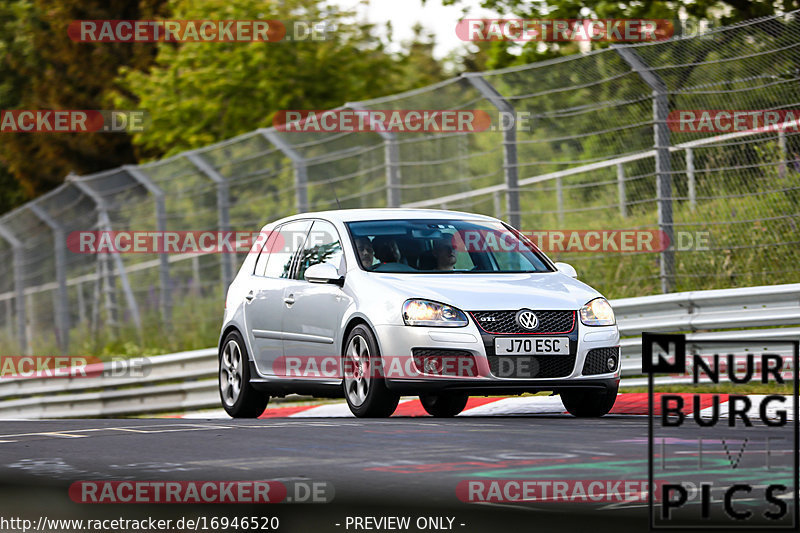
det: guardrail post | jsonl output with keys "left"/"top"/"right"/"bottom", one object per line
{"left": 260, "top": 129, "right": 309, "bottom": 213}
{"left": 615, "top": 46, "right": 674, "bottom": 293}
{"left": 463, "top": 74, "right": 520, "bottom": 229}
{"left": 124, "top": 166, "right": 171, "bottom": 323}
{"left": 686, "top": 148, "right": 696, "bottom": 211}
{"left": 184, "top": 152, "right": 234, "bottom": 294}
{"left": 68, "top": 175, "right": 142, "bottom": 334}
{"left": 0, "top": 223, "right": 29, "bottom": 354}
{"left": 346, "top": 102, "right": 401, "bottom": 207}
{"left": 28, "top": 203, "right": 70, "bottom": 354}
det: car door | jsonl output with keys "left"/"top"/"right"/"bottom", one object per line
{"left": 281, "top": 219, "right": 350, "bottom": 378}
{"left": 244, "top": 220, "right": 312, "bottom": 376}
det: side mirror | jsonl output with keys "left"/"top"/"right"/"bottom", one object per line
{"left": 554, "top": 262, "right": 577, "bottom": 278}
{"left": 305, "top": 263, "right": 344, "bottom": 286}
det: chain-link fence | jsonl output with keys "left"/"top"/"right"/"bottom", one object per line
{"left": 2, "top": 11, "right": 799, "bottom": 356}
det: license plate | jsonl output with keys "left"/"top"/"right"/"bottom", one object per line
{"left": 494, "top": 337, "right": 569, "bottom": 355}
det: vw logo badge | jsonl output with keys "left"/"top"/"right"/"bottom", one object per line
{"left": 515, "top": 309, "right": 539, "bottom": 330}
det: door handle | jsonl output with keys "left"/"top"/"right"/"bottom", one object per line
{"left": 283, "top": 295, "right": 295, "bottom": 306}
{"left": 245, "top": 291, "right": 254, "bottom": 301}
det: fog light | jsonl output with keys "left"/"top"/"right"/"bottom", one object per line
{"left": 607, "top": 356, "right": 617, "bottom": 371}
{"left": 424, "top": 358, "right": 441, "bottom": 374}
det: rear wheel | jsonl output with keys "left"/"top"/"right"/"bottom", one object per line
{"left": 560, "top": 384, "right": 618, "bottom": 417}
{"left": 342, "top": 325, "right": 400, "bottom": 418}
{"left": 420, "top": 393, "right": 469, "bottom": 417}
{"left": 219, "top": 331, "right": 269, "bottom": 418}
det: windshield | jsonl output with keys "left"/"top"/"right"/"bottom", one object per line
{"left": 346, "top": 219, "right": 554, "bottom": 274}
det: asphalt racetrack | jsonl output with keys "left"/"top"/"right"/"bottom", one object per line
{"left": 0, "top": 414, "right": 795, "bottom": 532}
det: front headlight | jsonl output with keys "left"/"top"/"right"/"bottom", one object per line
{"left": 402, "top": 299, "right": 468, "bottom": 327}
{"left": 580, "top": 297, "right": 615, "bottom": 326}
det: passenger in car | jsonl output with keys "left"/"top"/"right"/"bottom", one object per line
{"left": 372, "top": 236, "right": 405, "bottom": 265}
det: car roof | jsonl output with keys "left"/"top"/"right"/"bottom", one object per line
{"left": 268, "top": 208, "right": 501, "bottom": 226}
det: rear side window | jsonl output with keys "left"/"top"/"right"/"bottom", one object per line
{"left": 296, "top": 220, "right": 343, "bottom": 281}
{"left": 263, "top": 220, "right": 312, "bottom": 278}
{"left": 253, "top": 228, "right": 280, "bottom": 276}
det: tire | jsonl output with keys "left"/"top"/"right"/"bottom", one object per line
{"left": 342, "top": 325, "right": 400, "bottom": 418}
{"left": 219, "top": 330, "right": 269, "bottom": 418}
{"left": 420, "top": 393, "right": 469, "bottom": 417}
{"left": 560, "top": 384, "right": 618, "bottom": 417}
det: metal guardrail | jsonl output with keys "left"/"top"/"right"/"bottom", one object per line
{"left": 1, "top": 283, "right": 798, "bottom": 418}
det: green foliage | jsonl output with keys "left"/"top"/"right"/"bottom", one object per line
{"left": 0, "top": 0, "right": 168, "bottom": 200}
{"left": 442, "top": 0, "right": 791, "bottom": 64}
{"left": 114, "top": 0, "right": 447, "bottom": 158}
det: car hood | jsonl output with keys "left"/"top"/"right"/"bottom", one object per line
{"left": 367, "top": 272, "right": 602, "bottom": 311}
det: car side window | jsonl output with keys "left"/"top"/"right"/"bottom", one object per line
{"left": 253, "top": 227, "right": 280, "bottom": 276}
{"left": 296, "top": 220, "right": 343, "bottom": 281}
{"left": 262, "top": 220, "right": 312, "bottom": 279}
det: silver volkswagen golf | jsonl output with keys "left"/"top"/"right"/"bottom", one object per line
{"left": 218, "top": 209, "right": 620, "bottom": 418}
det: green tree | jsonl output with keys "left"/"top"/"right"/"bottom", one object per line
{"left": 0, "top": 0, "right": 168, "bottom": 203}
{"left": 441, "top": 0, "right": 796, "bottom": 63}
{"left": 116, "top": 0, "right": 448, "bottom": 157}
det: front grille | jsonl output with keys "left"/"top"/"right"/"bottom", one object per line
{"left": 470, "top": 310, "right": 575, "bottom": 334}
{"left": 582, "top": 347, "right": 619, "bottom": 375}
{"left": 411, "top": 348, "right": 478, "bottom": 377}
{"left": 487, "top": 354, "right": 576, "bottom": 378}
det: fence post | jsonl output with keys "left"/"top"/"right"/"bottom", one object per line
{"left": 617, "top": 163, "right": 627, "bottom": 218}
{"left": 28, "top": 203, "right": 70, "bottom": 354}
{"left": 615, "top": 46, "right": 674, "bottom": 293}
{"left": 346, "top": 102, "right": 401, "bottom": 207}
{"left": 184, "top": 152, "right": 234, "bottom": 294}
{"left": 493, "top": 191, "right": 503, "bottom": 219}
{"left": 555, "top": 177, "right": 564, "bottom": 223}
{"left": 0, "top": 223, "right": 28, "bottom": 354}
{"left": 686, "top": 148, "right": 696, "bottom": 211}
{"left": 464, "top": 74, "right": 520, "bottom": 229}
{"left": 260, "top": 129, "right": 309, "bottom": 213}
{"left": 124, "top": 166, "right": 171, "bottom": 323}
{"left": 778, "top": 129, "right": 787, "bottom": 179}
{"left": 68, "top": 174, "right": 143, "bottom": 334}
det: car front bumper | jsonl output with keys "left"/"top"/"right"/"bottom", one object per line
{"left": 373, "top": 322, "right": 620, "bottom": 394}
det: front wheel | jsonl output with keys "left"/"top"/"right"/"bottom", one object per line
{"left": 560, "top": 384, "right": 618, "bottom": 417}
{"left": 219, "top": 331, "right": 269, "bottom": 418}
{"left": 420, "top": 393, "right": 469, "bottom": 417}
{"left": 342, "top": 325, "right": 400, "bottom": 418}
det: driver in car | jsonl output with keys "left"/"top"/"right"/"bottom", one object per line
{"left": 432, "top": 235, "right": 457, "bottom": 271}
{"left": 354, "top": 237, "right": 376, "bottom": 269}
